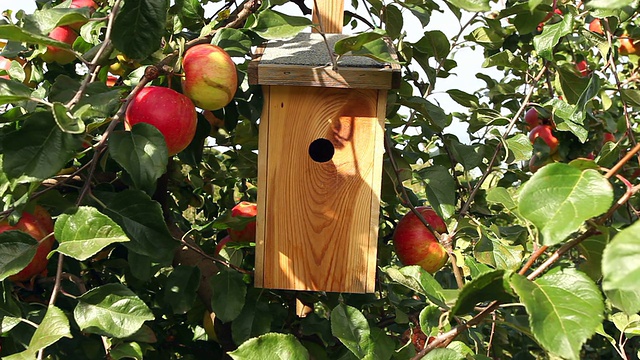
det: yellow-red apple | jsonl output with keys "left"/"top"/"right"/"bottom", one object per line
{"left": 393, "top": 206, "right": 448, "bottom": 274}
{"left": 125, "top": 86, "right": 198, "bottom": 156}
{"left": 40, "top": 26, "right": 78, "bottom": 65}
{"left": 589, "top": 19, "right": 603, "bottom": 34}
{"left": 182, "top": 44, "right": 237, "bottom": 111}
{"left": 69, "top": 0, "right": 98, "bottom": 30}
{"left": 619, "top": 35, "right": 639, "bottom": 55}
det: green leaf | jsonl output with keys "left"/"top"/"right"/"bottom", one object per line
{"left": 0, "top": 282, "right": 21, "bottom": 333}
{"left": 109, "top": 342, "right": 144, "bottom": 360}
{"left": 74, "top": 283, "right": 154, "bottom": 338}
{"left": 228, "top": 333, "right": 310, "bottom": 360}
{"left": 383, "top": 266, "right": 447, "bottom": 308}
{"left": 533, "top": 13, "right": 574, "bottom": 61}
{"left": 334, "top": 30, "right": 385, "bottom": 55}
{"left": 451, "top": 270, "right": 514, "bottom": 315}
{"left": 590, "top": 1, "right": 638, "bottom": 20}
{"left": 331, "top": 303, "right": 372, "bottom": 359}
{"left": 576, "top": 231, "right": 608, "bottom": 281}
{"left": 52, "top": 102, "right": 85, "bottom": 134}
{"left": 621, "top": 89, "right": 640, "bottom": 107}
{"left": 250, "top": 9, "right": 312, "bottom": 40}
{"left": 55, "top": 206, "right": 129, "bottom": 261}
{"left": 445, "top": 0, "right": 490, "bottom": 12}
{"left": 0, "top": 78, "right": 32, "bottom": 105}
{"left": 510, "top": 268, "right": 604, "bottom": 360}
{"left": 2, "top": 111, "right": 83, "bottom": 181}
{"left": 349, "top": 37, "right": 399, "bottom": 64}
{"left": 587, "top": 0, "right": 635, "bottom": 8}
{"left": 210, "top": 270, "right": 247, "bottom": 323}
{"left": 109, "top": 123, "right": 168, "bottom": 194}
{"left": 418, "top": 165, "right": 456, "bottom": 220}
{"left": 486, "top": 187, "right": 517, "bottom": 210}
{"left": 505, "top": 133, "right": 533, "bottom": 163}
{"left": 473, "top": 231, "right": 523, "bottom": 270}
{"left": 422, "top": 348, "right": 464, "bottom": 359}
{"left": 482, "top": 50, "right": 528, "bottom": 71}
{"left": 467, "top": 27, "right": 503, "bottom": 50}
{"left": 23, "top": 7, "right": 92, "bottom": 34}
{"left": 398, "top": 96, "right": 450, "bottom": 131}
{"left": 212, "top": 28, "right": 253, "bottom": 57}
{"left": 370, "top": 327, "right": 394, "bottom": 360}
{"left": 0, "top": 231, "right": 38, "bottom": 281}
{"left": 112, "top": 0, "right": 167, "bottom": 59}
{"left": 231, "top": 290, "right": 273, "bottom": 345}
{"left": 602, "top": 221, "right": 640, "bottom": 315}
{"left": 419, "top": 305, "right": 442, "bottom": 337}
{"left": 518, "top": 163, "right": 613, "bottom": 245}
{"left": 99, "top": 189, "right": 178, "bottom": 263}
{"left": 0, "top": 24, "right": 73, "bottom": 48}
{"left": 163, "top": 265, "right": 200, "bottom": 315}
{"left": 4, "top": 306, "right": 72, "bottom": 360}
{"left": 446, "top": 89, "right": 479, "bottom": 108}
{"left": 412, "top": 31, "right": 450, "bottom": 60}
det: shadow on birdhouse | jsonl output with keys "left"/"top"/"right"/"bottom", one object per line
{"left": 249, "top": 32, "right": 399, "bottom": 293}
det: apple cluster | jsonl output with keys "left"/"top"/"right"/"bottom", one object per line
{"left": 524, "top": 108, "right": 560, "bottom": 172}
{"left": 589, "top": 18, "right": 640, "bottom": 55}
{"left": 1, "top": 206, "right": 56, "bottom": 283}
{"left": 124, "top": 44, "right": 238, "bottom": 156}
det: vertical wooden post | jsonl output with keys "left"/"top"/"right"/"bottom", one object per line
{"left": 311, "top": 0, "right": 344, "bottom": 34}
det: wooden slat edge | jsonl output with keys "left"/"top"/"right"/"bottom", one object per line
{"left": 365, "top": 89, "right": 387, "bottom": 293}
{"left": 254, "top": 85, "right": 270, "bottom": 288}
{"left": 248, "top": 43, "right": 267, "bottom": 86}
{"left": 256, "top": 64, "right": 397, "bottom": 89}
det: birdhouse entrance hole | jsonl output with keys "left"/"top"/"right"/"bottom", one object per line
{"left": 308, "top": 138, "right": 335, "bottom": 163}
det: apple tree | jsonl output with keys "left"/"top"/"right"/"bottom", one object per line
{"left": 1, "top": 0, "right": 640, "bottom": 359}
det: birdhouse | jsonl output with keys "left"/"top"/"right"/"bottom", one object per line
{"left": 248, "top": 4, "right": 400, "bottom": 293}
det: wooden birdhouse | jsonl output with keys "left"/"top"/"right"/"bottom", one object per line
{"left": 248, "top": 2, "right": 400, "bottom": 293}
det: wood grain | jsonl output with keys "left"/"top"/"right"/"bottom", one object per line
{"left": 256, "top": 86, "right": 385, "bottom": 293}
{"left": 312, "top": 0, "right": 344, "bottom": 34}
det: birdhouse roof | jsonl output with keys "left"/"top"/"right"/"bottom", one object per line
{"left": 249, "top": 33, "right": 400, "bottom": 89}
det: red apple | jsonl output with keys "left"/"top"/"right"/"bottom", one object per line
{"left": 70, "top": 0, "right": 98, "bottom": 10}
{"left": 393, "top": 206, "right": 448, "bottom": 274}
{"left": 619, "top": 36, "right": 639, "bottom": 55}
{"left": 529, "top": 125, "right": 559, "bottom": 153}
{"left": 182, "top": 44, "right": 237, "bottom": 111}
{"left": 40, "top": 26, "right": 78, "bottom": 65}
{"left": 214, "top": 235, "right": 232, "bottom": 256}
{"left": 69, "top": 0, "right": 98, "bottom": 30}
{"left": 524, "top": 108, "right": 541, "bottom": 130}
{"left": 2, "top": 206, "right": 56, "bottom": 282}
{"left": 125, "top": 86, "right": 198, "bottom": 156}
{"left": 0, "top": 55, "right": 34, "bottom": 86}
{"left": 228, "top": 201, "right": 257, "bottom": 242}
{"left": 576, "top": 60, "right": 589, "bottom": 76}
{"left": 537, "top": 8, "right": 562, "bottom": 32}
{"left": 106, "top": 75, "right": 118, "bottom": 87}
{"left": 603, "top": 132, "right": 616, "bottom": 144}
{"left": 589, "top": 19, "right": 603, "bottom": 34}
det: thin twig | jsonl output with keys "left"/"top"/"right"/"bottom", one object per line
{"left": 177, "top": 236, "right": 253, "bottom": 275}
{"left": 458, "top": 63, "right": 550, "bottom": 218}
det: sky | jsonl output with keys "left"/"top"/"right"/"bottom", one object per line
{"left": 1, "top": 0, "right": 497, "bottom": 142}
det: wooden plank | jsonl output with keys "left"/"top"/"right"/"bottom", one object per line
{"left": 256, "top": 63, "right": 398, "bottom": 89}
{"left": 254, "top": 85, "right": 270, "bottom": 288}
{"left": 256, "top": 86, "right": 381, "bottom": 293}
{"left": 312, "top": 0, "right": 344, "bottom": 34}
{"left": 365, "top": 89, "right": 386, "bottom": 293}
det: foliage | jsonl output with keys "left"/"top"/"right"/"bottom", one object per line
{"left": 1, "top": 0, "right": 640, "bottom": 359}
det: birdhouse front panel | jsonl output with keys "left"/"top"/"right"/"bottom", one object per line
{"left": 255, "top": 85, "right": 385, "bottom": 293}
